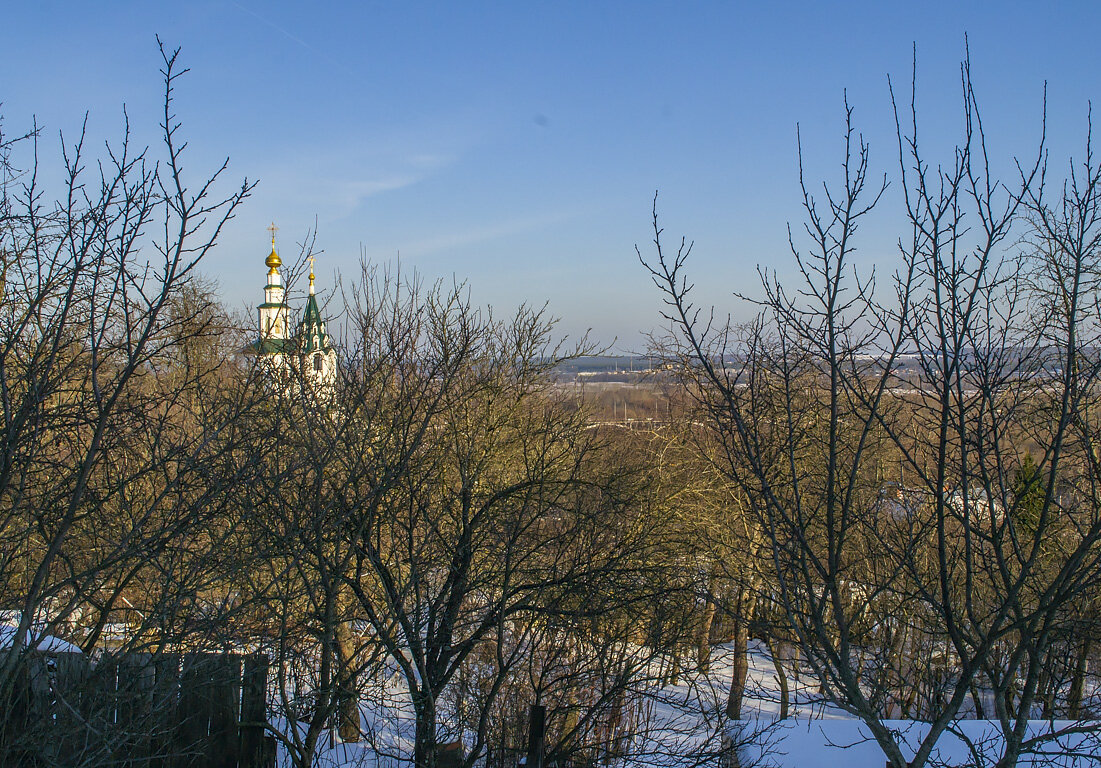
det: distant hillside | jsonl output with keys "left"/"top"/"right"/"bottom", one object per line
{"left": 551, "top": 355, "right": 657, "bottom": 377}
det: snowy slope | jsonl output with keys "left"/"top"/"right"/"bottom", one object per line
{"left": 268, "top": 639, "right": 1098, "bottom": 767}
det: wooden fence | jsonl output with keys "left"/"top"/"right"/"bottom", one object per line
{"left": 1, "top": 650, "right": 275, "bottom": 768}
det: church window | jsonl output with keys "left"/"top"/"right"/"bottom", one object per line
{"left": 314, "top": 353, "right": 322, "bottom": 372}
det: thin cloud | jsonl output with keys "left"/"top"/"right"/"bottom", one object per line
{"left": 316, "top": 175, "right": 423, "bottom": 219}
{"left": 228, "top": 1, "right": 342, "bottom": 68}
{"left": 399, "top": 211, "right": 577, "bottom": 259}
{"left": 260, "top": 150, "right": 455, "bottom": 220}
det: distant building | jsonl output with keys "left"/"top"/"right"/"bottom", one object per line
{"left": 254, "top": 225, "right": 337, "bottom": 394}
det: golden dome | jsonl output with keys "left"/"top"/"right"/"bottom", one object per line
{"left": 265, "top": 222, "right": 281, "bottom": 274}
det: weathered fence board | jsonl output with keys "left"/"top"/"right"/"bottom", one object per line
{"left": 238, "top": 654, "right": 268, "bottom": 768}
{"left": 116, "top": 652, "right": 156, "bottom": 765}
{"left": 178, "top": 653, "right": 215, "bottom": 767}
{"left": 0, "top": 649, "right": 272, "bottom": 768}
{"left": 152, "top": 652, "right": 181, "bottom": 768}
{"left": 209, "top": 654, "right": 242, "bottom": 768}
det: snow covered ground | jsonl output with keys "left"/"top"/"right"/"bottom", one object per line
{"left": 273, "top": 639, "right": 1099, "bottom": 767}
{"left": 638, "top": 641, "right": 1098, "bottom": 768}
{"left": 8, "top": 618, "right": 1091, "bottom": 766}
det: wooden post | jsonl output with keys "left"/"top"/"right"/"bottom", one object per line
{"left": 178, "top": 653, "right": 219, "bottom": 768}
{"left": 0, "top": 651, "right": 32, "bottom": 762}
{"left": 208, "top": 654, "right": 241, "bottom": 768}
{"left": 116, "top": 653, "right": 155, "bottom": 766}
{"left": 88, "top": 654, "right": 121, "bottom": 763}
{"left": 238, "top": 653, "right": 269, "bottom": 768}
{"left": 49, "top": 652, "right": 91, "bottom": 763}
{"left": 151, "top": 653, "right": 180, "bottom": 768}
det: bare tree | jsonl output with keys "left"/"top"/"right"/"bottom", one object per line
{"left": 246, "top": 264, "right": 693, "bottom": 768}
{"left": 642, "top": 52, "right": 1101, "bottom": 768}
{"left": 0, "top": 40, "right": 257, "bottom": 764}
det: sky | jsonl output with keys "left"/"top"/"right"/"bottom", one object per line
{"left": 3, "top": 1, "right": 1101, "bottom": 350}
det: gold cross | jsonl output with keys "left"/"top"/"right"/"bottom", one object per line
{"left": 267, "top": 222, "right": 278, "bottom": 246}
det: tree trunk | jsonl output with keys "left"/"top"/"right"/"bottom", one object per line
{"left": 719, "top": 729, "right": 740, "bottom": 768}
{"left": 725, "top": 588, "right": 757, "bottom": 721}
{"left": 765, "top": 635, "right": 789, "bottom": 719}
{"left": 414, "top": 691, "right": 437, "bottom": 768}
{"left": 1038, "top": 654, "right": 1054, "bottom": 720}
{"left": 1002, "top": 675, "right": 1017, "bottom": 721}
{"left": 969, "top": 679, "right": 985, "bottom": 718}
{"left": 696, "top": 578, "right": 718, "bottom": 673}
{"left": 1068, "top": 636, "right": 1091, "bottom": 719}
{"left": 789, "top": 642, "right": 801, "bottom": 686}
{"left": 725, "top": 624, "right": 748, "bottom": 720}
{"left": 335, "top": 619, "right": 360, "bottom": 741}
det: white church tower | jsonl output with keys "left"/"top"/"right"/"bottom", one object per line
{"left": 255, "top": 223, "right": 337, "bottom": 396}
{"left": 298, "top": 254, "right": 338, "bottom": 393}
{"left": 257, "top": 223, "right": 290, "bottom": 355}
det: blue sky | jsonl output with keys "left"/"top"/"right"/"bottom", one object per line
{"left": 4, "top": 2, "right": 1100, "bottom": 349}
